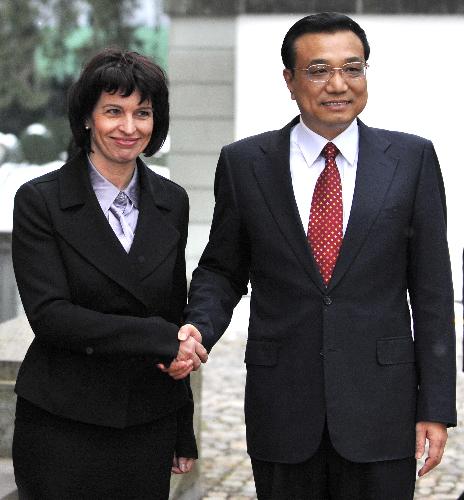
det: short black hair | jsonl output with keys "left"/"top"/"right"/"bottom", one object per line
{"left": 281, "top": 12, "right": 370, "bottom": 73}
{"left": 68, "top": 48, "right": 169, "bottom": 157}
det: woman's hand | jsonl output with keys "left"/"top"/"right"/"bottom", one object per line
{"left": 171, "top": 455, "right": 195, "bottom": 474}
{"left": 157, "top": 324, "right": 208, "bottom": 379}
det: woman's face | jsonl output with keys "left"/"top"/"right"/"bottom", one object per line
{"left": 87, "top": 90, "right": 153, "bottom": 170}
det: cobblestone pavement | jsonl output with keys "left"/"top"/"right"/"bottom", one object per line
{"left": 200, "top": 298, "right": 464, "bottom": 500}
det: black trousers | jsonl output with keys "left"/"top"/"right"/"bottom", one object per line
{"left": 251, "top": 426, "right": 416, "bottom": 500}
{"left": 13, "top": 397, "right": 177, "bottom": 500}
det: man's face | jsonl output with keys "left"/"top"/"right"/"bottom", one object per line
{"left": 283, "top": 30, "right": 368, "bottom": 140}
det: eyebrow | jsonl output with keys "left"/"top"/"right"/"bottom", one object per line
{"left": 307, "top": 56, "right": 364, "bottom": 65}
{"left": 308, "top": 58, "right": 329, "bottom": 65}
{"left": 101, "top": 104, "right": 153, "bottom": 109}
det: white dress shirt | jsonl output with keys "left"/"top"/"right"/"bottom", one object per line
{"left": 289, "top": 118, "right": 359, "bottom": 235}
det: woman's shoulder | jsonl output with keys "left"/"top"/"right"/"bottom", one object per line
{"left": 15, "top": 168, "right": 60, "bottom": 203}
{"left": 15, "top": 153, "right": 88, "bottom": 207}
{"left": 142, "top": 162, "right": 188, "bottom": 202}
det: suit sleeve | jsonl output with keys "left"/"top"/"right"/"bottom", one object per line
{"left": 407, "top": 141, "right": 456, "bottom": 426}
{"left": 184, "top": 147, "right": 250, "bottom": 352}
{"left": 175, "top": 378, "right": 198, "bottom": 459}
{"left": 12, "top": 181, "right": 181, "bottom": 361}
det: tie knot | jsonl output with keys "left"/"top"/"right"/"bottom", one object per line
{"left": 113, "top": 192, "right": 129, "bottom": 213}
{"left": 322, "top": 142, "right": 339, "bottom": 161}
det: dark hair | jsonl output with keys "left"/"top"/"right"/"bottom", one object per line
{"left": 68, "top": 48, "right": 169, "bottom": 157}
{"left": 281, "top": 12, "right": 370, "bottom": 73}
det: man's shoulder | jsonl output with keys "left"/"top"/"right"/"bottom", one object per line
{"left": 223, "top": 128, "right": 283, "bottom": 154}
{"left": 360, "top": 122, "right": 432, "bottom": 148}
{"left": 222, "top": 117, "right": 298, "bottom": 156}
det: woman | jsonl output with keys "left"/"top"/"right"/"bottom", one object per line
{"left": 12, "top": 48, "right": 199, "bottom": 499}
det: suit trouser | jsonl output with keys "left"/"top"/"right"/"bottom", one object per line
{"left": 251, "top": 425, "right": 416, "bottom": 500}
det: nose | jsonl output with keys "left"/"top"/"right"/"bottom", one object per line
{"left": 326, "top": 69, "right": 348, "bottom": 92}
{"left": 119, "top": 114, "right": 136, "bottom": 135}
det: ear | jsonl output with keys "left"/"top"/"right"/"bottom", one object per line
{"left": 283, "top": 68, "right": 295, "bottom": 100}
{"left": 84, "top": 114, "right": 93, "bottom": 129}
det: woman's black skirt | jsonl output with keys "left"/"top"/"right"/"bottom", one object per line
{"left": 13, "top": 397, "right": 177, "bottom": 500}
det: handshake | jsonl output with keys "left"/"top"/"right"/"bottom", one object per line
{"left": 157, "top": 324, "right": 208, "bottom": 380}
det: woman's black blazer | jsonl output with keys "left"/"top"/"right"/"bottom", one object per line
{"left": 12, "top": 152, "right": 196, "bottom": 454}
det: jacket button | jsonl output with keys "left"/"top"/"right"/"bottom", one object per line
{"left": 85, "top": 347, "right": 94, "bottom": 355}
{"left": 323, "top": 296, "right": 333, "bottom": 306}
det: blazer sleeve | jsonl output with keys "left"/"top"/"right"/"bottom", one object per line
{"left": 407, "top": 141, "right": 456, "bottom": 426}
{"left": 12, "top": 180, "right": 180, "bottom": 361}
{"left": 184, "top": 147, "right": 250, "bottom": 352}
{"left": 175, "top": 378, "right": 198, "bottom": 459}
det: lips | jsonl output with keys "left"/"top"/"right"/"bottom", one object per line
{"left": 322, "top": 100, "right": 351, "bottom": 106}
{"left": 113, "top": 137, "right": 139, "bottom": 147}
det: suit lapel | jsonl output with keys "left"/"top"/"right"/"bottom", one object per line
{"left": 253, "top": 118, "right": 399, "bottom": 293}
{"left": 327, "top": 121, "right": 399, "bottom": 291}
{"left": 128, "top": 160, "right": 180, "bottom": 280}
{"left": 55, "top": 154, "right": 179, "bottom": 307}
{"left": 253, "top": 117, "right": 326, "bottom": 292}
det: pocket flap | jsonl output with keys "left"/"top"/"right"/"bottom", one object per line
{"left": 244, "top": 340, "right": 279, "bottom": 366}
{"left": 377, "top": 336, "right": 415, "bottom": 365}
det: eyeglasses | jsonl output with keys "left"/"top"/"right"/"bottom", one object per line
{"left": 294, "top": 61, "right": 369, "bottom": 83}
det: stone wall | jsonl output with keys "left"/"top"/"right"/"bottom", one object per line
{"left": 0, "top": 233, "right": 20, "bottom": 324}
{"left": 166, "top": 0, "right": 464, "bottom": 15}
{"left": 0, "top": 315, "right": 33, "bottom": 457}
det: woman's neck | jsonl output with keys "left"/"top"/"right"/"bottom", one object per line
{"left": 89, "top": 154, "right": 136, "bottom": 190}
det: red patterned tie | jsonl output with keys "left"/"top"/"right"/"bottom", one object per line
{"left": 307, "top": 142, "right": 343, "bottom": 285}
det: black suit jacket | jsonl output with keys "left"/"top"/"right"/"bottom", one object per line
{"left": 184, "top": 117, "right": 456, "bottom": 463}
{"left": 13, "top": 152, "right": 196, "bottom": 455}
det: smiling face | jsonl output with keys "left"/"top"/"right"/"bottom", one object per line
{"left": 87, "top": 90, "right": 153, "bottom": 172}
{"left": 283, "top": 30, "right": 368, "bottom": 140}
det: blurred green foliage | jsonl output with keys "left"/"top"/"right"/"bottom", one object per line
{"left": 0, "top": 0, "right": 168, "bottom": 163}
{"left": 20, "top": 128, "right": 59, "bottom": 165}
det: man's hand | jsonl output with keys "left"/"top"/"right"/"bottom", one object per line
{"left": 416, "top": 421, "right": 448, "bottom": 477}
{"left": 171, "top": 455, "right": 195, "bottom": 474}
{"left": 178, "top": 324, "right": 203, "bottom": 343}
{"left": 157, "top": 324, "right": 208, "bottom": 380}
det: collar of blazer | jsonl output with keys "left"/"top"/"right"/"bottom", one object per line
{"left": 55, "top": 151, "right": 181, "bottom": 307}
{"left": 253, "top": 116, "right": 400, "bottom": 293}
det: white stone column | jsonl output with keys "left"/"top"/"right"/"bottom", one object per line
{"left": 167, "top": 17, "right": 236, "bottom": 277}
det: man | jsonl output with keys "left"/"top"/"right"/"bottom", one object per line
{"left": 164, "top": 12, "right": 456, "bottom": 499}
